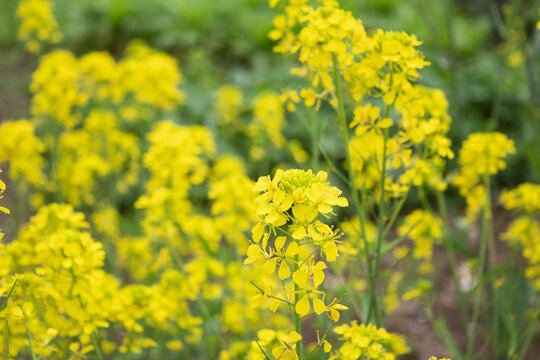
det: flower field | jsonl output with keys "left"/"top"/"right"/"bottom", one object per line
{"left": 0, "top": 0, "right": 540, "bottom": 359}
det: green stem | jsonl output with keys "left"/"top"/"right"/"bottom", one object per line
{"left": 5, "top": 321, "right": 9, "bottom": 360}
{"left": 435, "top": 191, "right": 469, "bottom": 338}
{"left": 26, "top": 324, "right": 37, "bottom": 360}
{"left": 331, "top": 53, "right": 374, "bottom": 323}
{"left": 250, "top": 282, "right": 294, "bottom": 306}
{"left": 255, "top": 340, "right": 274, "bottom": 360}
{"left": 466, "top": 175, "right": 492, "bottom": 360}
{"left": 294, "top": 241, "right": 302, "bottom": 359}
{"left": 304, "top": 322, "right": 336, "bottom": 360}
{"left": 91, "top": 333, "right": 105, "bottom": 360}
{"left": 0, "top": 279, "right": 18, "bottom": 312}
{"left": 383, "top": 188, "right": 410, "bottom": 237}
{"left": 166, "top": 236, "right": 211, "bottom": 318}
{"left": 318, "top": 144, "right": 351, "bottom": 185}
{"left": 370, "top": 124, "right": 389, "bottom": 327}
{"left": 483, "top": 174, "right": 500, "bottom": 358}
{"left": 517, "top": 307, "right": 540, "bottom": 360}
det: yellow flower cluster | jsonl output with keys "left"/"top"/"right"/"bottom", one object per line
{"left": 501, "top": 183, "right": 540, "bottom": 292}
{"left": 57, "top": 109, "right": 140, "bottom": 206}
{"left": 0, "top": 120, "right": 45, "bottom": 187}
{"left": 214, "top": 86, "right": 290, "bottom": 160}
{"left": 347, "top": 75, "right": 453, "bottom": 199}
{"left": 0, "top": 42, "right": 185, "bottom": 212}
{"left": 209, "top": 156, "right": 256, "bottom": 246}
{"left": 31, "top": 43, "right": 184, "bottom": 129}
{"left": 500, "top": 183, "right": 540, "bottom": 213}
{"left": 502, "top": 217, "right": 540, "bottom": 291}
{"left": 251, "top": 169, "right": 347, "bottom": 263}
{"left": 135, "top": 120, "right": 216, "bottom": 249}
{"left": 216, "top": 85, "right": 244, "bottom": 127}
{"left": 398, "top": 209, "right": 442, "bottom": 266}
{"left": 453, "top": 132, "right": 515, "bottom": 221}
{"left": 330, "top": 321, "right": 410, "bottom": 360}
{"left": 271, "top": 0, "right": 428, "bottom": 104}
{"left": 248, "top": 91, "right": 287, "bottom": 152}
{"left": 16, "top": 0, "right": 62, "bottom": 53}
{"left": 0, "top": 204, "right": 156, "bottom": 358}
{"left": 245, "top": 169, "right": 348, "bottom": 357}
{"left": 270, "top": 0, "right": 453, "bottom": 200}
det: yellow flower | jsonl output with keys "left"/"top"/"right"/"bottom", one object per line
{"left": 215, "top": 85, "right": 244, "bottom": 127}
{"left": 398, "top": 210, "right": 442, "bottom": 261}
{"left": 332, "top": 322, "right": 410, "bottom": 360}
{"left": 0, "top": 120, "right": 45, "bottom": 187}
{"left": 248, "top": 92, "right": 287, "bottom": 148}
{"left": 292, "top": 261, "right": 327, "bottom": 315}
{"left": 271, "top": 331, "right": 302, "bottom": 360}
{"left": 0, "top": 169, "right": 9, "bottom": 217}
{"left": 453, "top": 132, "right": 515, "bottom": 222}
{"left": 500, "top": 183, "right": 540, "bottom": 213}
{"left": 16, "top": 0, "right": 62, "bottom": 53}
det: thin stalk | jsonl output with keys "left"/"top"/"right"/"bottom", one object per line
{"left": 484, "top": 174, "right": 500, "bottom": 358}
{"left": 436, "top": 191, "right": 469, "bottom": 335}
{"left": 91, "top": 333, "right": 105, "bottom": 360}
{"left": 165, "top": 234, "right": 216, "bottom": 358}
{"left": 294, "top": 241, "right": 302, "bottom": 359}
{"left": 370, "top": 124, "right": 389, "bottom": 326}
{"left": 383, "top": 188, "right": 410, "bottom": 237}
{"left": 466, "top": 176, "right": 492, "bottom": 360}
{"left": 304, "top": 322, "right": 336, "bottom": 360}
{"left": 318, "top": 144, "right": 351, "bottom": 186}
{"left": 298, "top": 246, "right": 320, "bottom": 269}
{"left": 166, "top": 236, "right": 211, "bottom": 317}
{"left": 331, "top": 54, "right": 375, "bottom": 322}
{"left": 517, "top": 307, "right": 540, "bottom": 360}
{"left": 250, "top": 281, "right": 294, "bottom": 306}
{"left": 26, "top": 324, "right": 37, "bottom": 360}
{"left": 5, "top": 321, "right": 9, "bottom": 360}
{"left": 255, "top": 340, "right": 274, "bottom": 360}
{"left": 0, "top": 279, "right": 18, "bottom": 312}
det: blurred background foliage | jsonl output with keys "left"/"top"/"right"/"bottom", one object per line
{"left": 1, "top": 0, "right": 539, "bottom": 189}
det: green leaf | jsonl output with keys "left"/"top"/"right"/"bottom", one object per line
{"left": 434, "top": 316, "right": 463, "bottom": 359}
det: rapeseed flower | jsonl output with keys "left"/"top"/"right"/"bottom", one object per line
{"left": 453, "top": 132, "right": 515, "bottom": 221}
{"left": 331, "top": 321, "right": 410, "bottom": 360}
{"left": 16, "top": 0, "right": 62, "bottom": 53}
